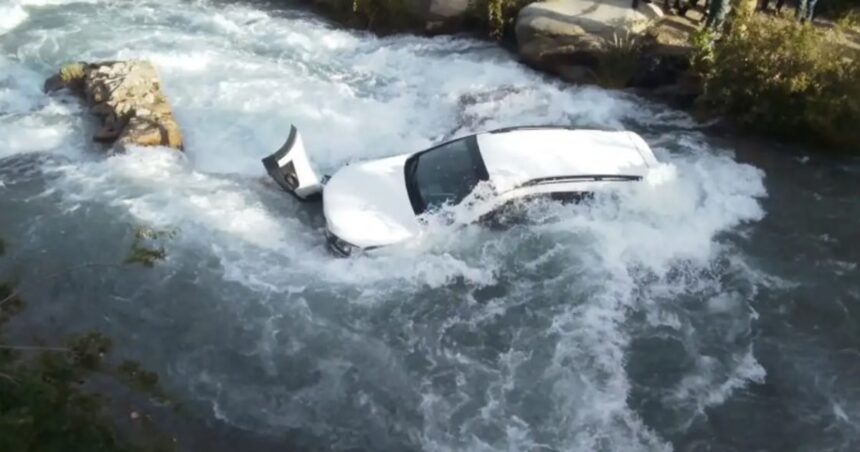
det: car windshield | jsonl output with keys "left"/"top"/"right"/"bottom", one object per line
{"left": 405, "top": 136, "right": 488, "bottom": 214}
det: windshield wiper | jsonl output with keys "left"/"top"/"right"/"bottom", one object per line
{"left": 519, "top": 175, "right": 642, "bottom": 188}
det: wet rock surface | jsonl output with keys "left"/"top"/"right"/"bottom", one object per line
{"left": 516, "top": 0, "right": 663, "bottom": 67}
{"left": 515, "top": 0, "right": 700, "bottom": 93}
{"left": 44, "top": 61, "right": 183, "bottom": 150}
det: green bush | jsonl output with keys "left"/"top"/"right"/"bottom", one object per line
{"left": 468, "top": 0, "right": 534, "bottom": 40}
{"left": 693, "top": 16, "right": 860, "bottom": 151}
{"left": 821, "top": 0, "right": 860, "bottom": 18}
{"left": 593, "top": 32, "right": 645, "bottom": 88}
{"left": 1, "top": 235, "right": 175, "bottom": 452}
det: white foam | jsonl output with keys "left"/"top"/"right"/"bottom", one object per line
{"left": 52, "top": 147, "right": 295, "bottom": 249}
{"left": 2, "top": 0, "right": 771, "bottom": 449}
{"left": 670, "top": 347, "right": 766, "bottom": 417}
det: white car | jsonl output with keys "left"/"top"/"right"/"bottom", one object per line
{"left": 263, "top": 126, "right": 659, "bottom": 256}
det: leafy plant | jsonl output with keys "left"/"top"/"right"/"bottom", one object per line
{"left": 835, "top": 8, "right": 860, "bottom": 29}
{"left": 822, "top": 0, "right": 860, "bottom": 19}
{"left": 125, "top": 227, "right": 176, "bottom": 268}
{"left": 691, "top": 15, "right": 860, "bottom": 151}
{"left": 1, "top": 234, "right": 177, "bottom": 451}
{"left": 469, "top": 0, "right": 534, "bottom": 40}
{"left": 0, "top": 329, "right": 175, "bottom": 452}
{"left": 593, "top": 31, "right": 645, "bottom": 88}
{"left": 689, "top": 27, "right": 715, "bottom": 78}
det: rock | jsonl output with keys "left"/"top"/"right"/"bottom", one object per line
{"left": 643, "top": 13, "right": 697, "bottom": 57}
{"left": 516, "top": 0, "right": 663, "bottom": 67}
{"left": 45, "top": 61, "right": 183, "bottom": 151}
{"left": 425, "top": 0, "right": 470, "bottom": 31}
{"left": 636, "top": 76, "right": 703, "bottom": 109}
{"left": 515, "top": 0, "right": 703, "bottom": 89}
{"left": 628, "top": 52, "right": 689, "bottom": 88}
{"left": 624, "top": 14, "right": 695, "bottom": 88}
{"left": 428, "top": 0, "right": 468, "bottom": 19}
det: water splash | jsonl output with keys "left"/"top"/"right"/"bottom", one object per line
{"left": 0, "top": 0, "right": 772, "bottom": 450}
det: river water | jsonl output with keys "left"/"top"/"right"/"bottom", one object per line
{"left": 1, "top": 0, "right": 858, "bottom": 450}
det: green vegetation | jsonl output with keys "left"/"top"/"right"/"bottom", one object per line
{"left": 823, "top": 0, "right": 860, "bottom": 18}
{"left": 469, "top": 0, "right": 533, "bottom": 40}
{"left": 594, "top": 32, "right": 645, "bottom": 89}
{"left": 59, "top": 62, "right": 86, "bottom": 84}
{"left": 125, "top": 227, "right": 176, "bottom": 268}
{"left": 0, "top": 230, "right": 176, "bottom": 451}
{"left": 691, "top": 15, "right": 860, "bottom": 151}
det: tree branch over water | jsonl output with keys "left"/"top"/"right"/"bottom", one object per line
{"left": 0, "top": 227, "right": 176, "bottom": 309}
{"left": 0, "top": 227, "right": 178, "bottom": 451}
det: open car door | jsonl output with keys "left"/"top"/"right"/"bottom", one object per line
{"left": 262, "top": 125, "right": 323, "bottom": 201}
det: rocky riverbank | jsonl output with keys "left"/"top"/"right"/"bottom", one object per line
{"left": 294, "top": 0, "right": 859, "bottom": 151}
{"left": 300, "top": 0, "right": 703, "bottom": 106}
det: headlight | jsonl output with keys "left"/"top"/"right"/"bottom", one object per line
{"left": 325, "top": 229, "right": 356, "bottom": 257}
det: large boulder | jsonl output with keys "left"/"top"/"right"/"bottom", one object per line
{"left": 515, "top": 0, "right": 664, "bottom": 83}
{"left": 44, "top": 61, "right": 183, "bottom": 151}
{"left": 627, "top": 14, "right": 696, "bottom": 88}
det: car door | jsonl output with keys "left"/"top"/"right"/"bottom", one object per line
{"left": 476, "top": 191, "right": 593, "bottom": 229}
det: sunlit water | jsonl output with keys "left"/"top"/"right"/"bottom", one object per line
{"left": 1, "top": 0, "right": 859, "bottom": 450}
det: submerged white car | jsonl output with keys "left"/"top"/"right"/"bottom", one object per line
{"left": 263, "top": 126, "right": 659, "bottom": 256}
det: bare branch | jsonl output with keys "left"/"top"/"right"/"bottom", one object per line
{"left": 0, "top": 345, "right": 69, "bottom": 352}
{"left": 0, "top": 263, "right": 126, "bottom": 309}
{"left": 0, "top": 371, "right": 17, "bottom": 383}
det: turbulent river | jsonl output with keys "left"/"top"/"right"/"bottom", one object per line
{"left": 1, "top": 0, "right": 859, "bottom": 450}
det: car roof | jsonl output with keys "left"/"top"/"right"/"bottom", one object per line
{"left": 475, "top": 127, "right": 658, "bottom": 193}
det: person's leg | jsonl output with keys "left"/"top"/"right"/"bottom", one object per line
{"left": 680, "top": 0, "right": 700, "bottom": 17}
{"left": 706, "top": 0, "right": 729, "bottom": 28}
{"left": 760, "top": 0, "right": 771, "bottom": 11}
{"left": 805, "top": 0, "right": 818, "bottom": 21}
{"left": 796, "top": 0, "right": 808, "bottom": 20}
{"left": 705, "top": 0, "right": 716, "bottom": 26}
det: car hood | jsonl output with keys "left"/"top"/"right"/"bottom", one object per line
{"left": 323, "top": 154, "right": 421, "bottom": 248}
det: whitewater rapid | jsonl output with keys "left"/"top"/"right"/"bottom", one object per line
{"left": 0, "top": 1, "right": 783, "bottom": 451}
